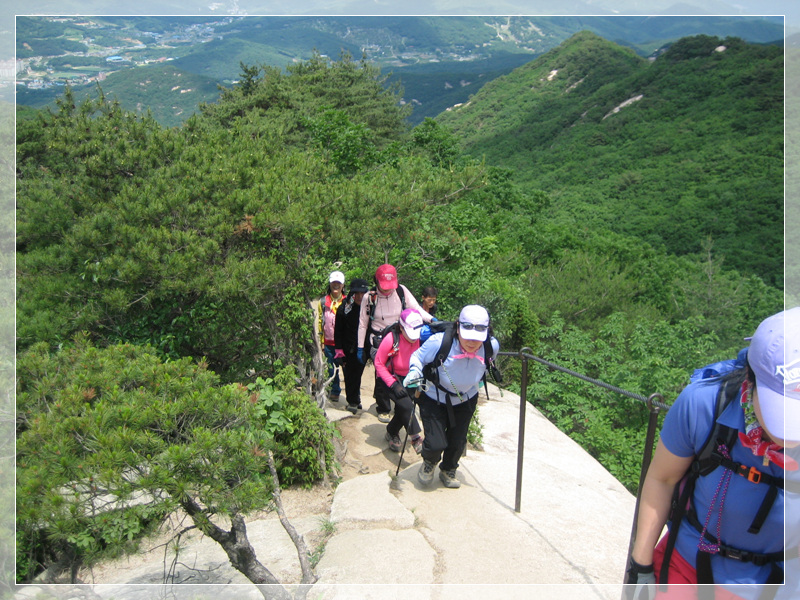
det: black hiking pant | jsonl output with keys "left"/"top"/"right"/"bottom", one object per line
{"left": 373, "top": 374, "right": 393, "bottom": 414}
{"left": 418, "top": 393, "right": 478, "bottom": 472}
{"left": 342, "top": 351, "right": 365, "bottom": 407}
{"left": 386, "top": 385, "right": 422, "bottom": 438}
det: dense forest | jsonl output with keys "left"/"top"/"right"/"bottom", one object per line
{"left": 15, "top": 32, "right": 784, "bottom": 584}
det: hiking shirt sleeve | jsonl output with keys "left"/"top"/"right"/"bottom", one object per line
{"left": 399, "top": 285, "right": 433, "bottom": 323}
{"left": 659, "top": 381, "right": 717, "bottom": 459}
{"left": 661, "top": 380, "right": 789, "bottom": 589}
{"left": 374, "top": 334, "right": 399, "bottom": 388}
{"left": 392, "top": 336, "right": 419, "bottom": 379}
{"left": 409, "top": 333, "right": 443, "bottom": 374}
{"left": 357, "top": 294, "right": 370, "bottom": 349}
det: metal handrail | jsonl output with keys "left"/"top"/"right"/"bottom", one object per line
{"left": 492, "top": 349, "right": 670, "bottom": 586}
{"left": 494, "top": 349, "right": 669, "bottom": 514}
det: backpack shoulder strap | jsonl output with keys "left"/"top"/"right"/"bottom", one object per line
{"left": 695, "top": 377, "right": 740, "bottom": 476}
{"left": 435, "top": 322, "right": 456, "bottom": 367}
{"left": 422, "top": 322, "right": 456, "bottom": 382}
{"left": 397, "top": 285, "right": 406, "bottom": 309}
{"left": 660, "top": 377, "right": 737, "bottom": 585}
{"left": 367, "top": 289, "right": 378, "bottom": 321}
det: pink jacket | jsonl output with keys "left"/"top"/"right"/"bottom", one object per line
{"left": 373, "top": 329, "right": 420, "bottom": 388}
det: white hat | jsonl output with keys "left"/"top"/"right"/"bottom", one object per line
{"left": 748, "top": 307, "right": 800, "bottom": 443}
{"left": 329, "top": 271, "right": 345, "bottom": 284}
{"left": 458, "top": 305, "right": 490, "bottom": 342}
{"left": 400, "top": 308, "right": 424, "bottom": 341}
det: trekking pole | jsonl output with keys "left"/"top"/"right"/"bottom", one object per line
{"left": 394, "top": 386, "right": 419, "bottom": 478}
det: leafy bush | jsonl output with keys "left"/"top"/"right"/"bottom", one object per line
{"left": 521, "top": 312, "right": 724, "bottom": 492}
{"left": 273, "top": 389, "right": 339, "bottom": 488}
{"left": 15, "top": 336, "right": 331, "bottom": 583}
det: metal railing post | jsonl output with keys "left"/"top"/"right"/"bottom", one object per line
{"left": 515, "top": 347, "right": 532, "bottom": 513}
{"left": 623, "top": 393, "right": 664, "bottom": 583}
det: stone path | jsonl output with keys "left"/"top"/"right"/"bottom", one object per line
{"left": 15, "top": 364, "right": 638, "bottom": 600}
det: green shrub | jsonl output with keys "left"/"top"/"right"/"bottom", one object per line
{"left": 15, "top": 336, "right": 334, "bottom": 582}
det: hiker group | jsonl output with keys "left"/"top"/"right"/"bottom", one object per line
{"left": 317, "top": 263, "right": 499, "bottom": 489}
{"left": 318, "top": 269, "right": 799, "bottom": 599}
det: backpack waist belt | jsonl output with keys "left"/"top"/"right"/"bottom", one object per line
{"left": 428, "top": 379, "right": 467, "bottom": 404}
{"left": 685, "top": 509, "right": 785, "bottom": 565}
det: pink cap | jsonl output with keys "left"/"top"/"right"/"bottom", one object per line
{"left": 375, "top": 264, "right": 398, "bottom": 290}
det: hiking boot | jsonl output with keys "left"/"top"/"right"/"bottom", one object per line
{"left": 411, "top": 435, "right": 423, "bottom": 455}
{"left": 345, "top": 403, "right": 361, "bottom": 415}
{"left": 439, "top": 469, "right": 461, "bottom": 488}
{"left": 417, "top": 460, "right": 435, "bottom": 485}
{"left": 377, "top": 412, "right": 392, "bottom": 423}
{"left": 328, "top": 393, "right": 340, "bottom": 402}
{"left": 385, "top": 431, "right": 402, "bottom": 452}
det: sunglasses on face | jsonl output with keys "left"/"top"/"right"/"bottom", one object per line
{"left": 459, "top": 321, "right": 488, "bottom": 332}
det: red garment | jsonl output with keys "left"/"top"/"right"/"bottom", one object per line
{"left": 373, "top": 329, "right": 419, "bottom": 388}
{"left": 653, "top": 536, "right": 747, "bottom": 600}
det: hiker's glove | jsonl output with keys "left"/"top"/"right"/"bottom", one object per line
{"left": 357, "top": 348, "right": 365, "bottom": 364}
{"left": 625, "top": 559, "right": 655, "bottom": 600}
{"left": 333, "top": 349, "right": 345, "bottom": 364}
{"left": 403, "top": 368, "right": 423, "bottom": 388}
{"left": 391, "top": 381, "right": 409, "bottom": 399}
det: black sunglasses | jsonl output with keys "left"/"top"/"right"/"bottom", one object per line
{"left": 459, "top": 321, "right": 488, "bottom": 332}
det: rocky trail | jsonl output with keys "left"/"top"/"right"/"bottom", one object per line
{"left": 16, "top": 363, "right": 638, "bottom": 600}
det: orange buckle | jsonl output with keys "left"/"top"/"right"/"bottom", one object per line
{"left": 747, "top": 466, "right": 762, "bottom": 483}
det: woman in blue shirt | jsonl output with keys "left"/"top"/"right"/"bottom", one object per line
{"left": 627, "top": 308, "right": 800, "bottom": 600}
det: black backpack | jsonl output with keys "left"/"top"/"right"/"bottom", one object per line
{"left": 366, "top": 285, "right": 406, "bottom": 351}
{"left": 659, "top": 371, "right": 787, "bottom": 591}
{"left": 371, "top": 320, "right": 401, "bottom": 356}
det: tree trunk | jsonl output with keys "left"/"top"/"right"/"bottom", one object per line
{"left": 181, "top": 498, "right": 292, "bottom": 600}
{"left": 267, "top": 450, "right": 317, "bottom": 595}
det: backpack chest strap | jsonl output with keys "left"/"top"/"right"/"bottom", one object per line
{"left": 705, "top": 452, "right": 784, "bottom": 488}
{"left": 695, "top": 451, "right": 783, "bottom": 534}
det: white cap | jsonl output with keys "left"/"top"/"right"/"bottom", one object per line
{"left": 458, "top": 305, "right": 490, "bottom": 342}
{"left": 400, "top": 309, "right": 424, "bottom": 341}
{"left": 329, "top": 271, "right": 345, "bottom": 284}
{"left": 748, "top": 307, "right": 800, "bottom": 442}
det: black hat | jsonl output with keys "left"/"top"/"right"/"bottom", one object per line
{"left": 349, "top": 278, "right": 369, "bottom": 293}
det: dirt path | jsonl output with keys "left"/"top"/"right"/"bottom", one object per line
{"left": 330, "top": 362, "right": 424, "bottom": 482}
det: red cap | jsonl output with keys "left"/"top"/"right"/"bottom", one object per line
{"left": 375, "top": 264, "right": 398, "bottom": 290}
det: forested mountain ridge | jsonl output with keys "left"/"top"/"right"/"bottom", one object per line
{"left": 16, "top": 15, "right": 783, "bottom": 126}
{"left": 15, "top": 34, "right": 785, "bottom": 583}
{"left": 437, "top": 32, "right": 784, "bottom": 288}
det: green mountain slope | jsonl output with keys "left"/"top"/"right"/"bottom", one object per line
{"left": 16, "top": 15, "right": 783, "bottom": 127}
{"left": 437, "top": 32, "right": 784, "bottom": 287}
{"left": 16, "top": 64, "right": 223, "bottom": 128}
